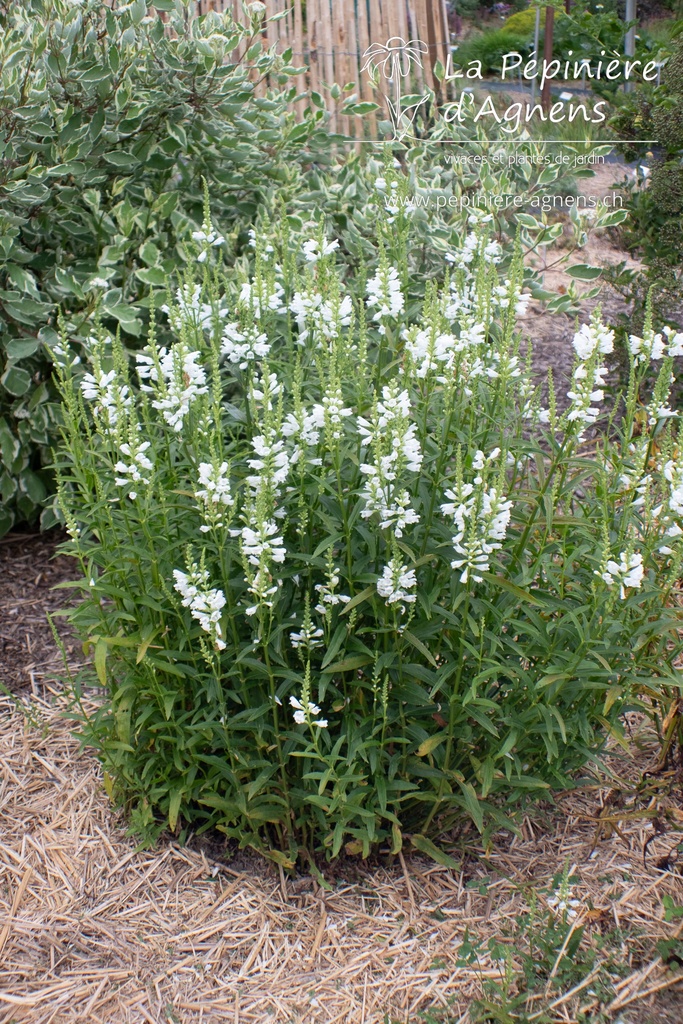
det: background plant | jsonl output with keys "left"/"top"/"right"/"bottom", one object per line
{"left": 0, "top": 0, "right": 329, "bottom": 534}
{"left": 54, "top": 190, "right": 683, "bottom": 866}
{"left": 608, "top": 29, "right": 683, "bottom": 333}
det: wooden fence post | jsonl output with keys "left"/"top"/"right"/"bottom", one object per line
{"left": 541, "top": 6, "right": 554, "bottom": 114}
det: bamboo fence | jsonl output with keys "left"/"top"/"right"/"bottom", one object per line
{"left": 195, "top": 0, "right": 453, "bottom": 138}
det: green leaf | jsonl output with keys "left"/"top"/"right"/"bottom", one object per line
{"left": 456, "top": 780, "right": 484, "bottom": 833}
{"left": 168, "top": 788, "right": 183, "bottom": 832}
{"left": 566, "top": 264, "right": 603, "bottom": 281}
{"left": 340, "top": 585, "right": 374, "bottom": 616}
{"left": 167, "top": 122, "right": 188, "bottom": 149}
{"left": 416, "top": 733, "right": 446, "bottom": 757}
{"left": 410, "top": 834, "right": 460, "bottom": 870}
{"left": 139, "top": 241, "right": 160, "bottom": 266}
{"left": 322, "top": 654, "right": 373, "bottom": 675}
{"left": 135, "top": 267, "right": 167, "bottom": 286}
{"left": 403, "top": 630, "right": 438, "bottom": 668}
{"left": 19, "top": 469, "right": 46, "bottom": 504}
{"left": 94, "top": 638, "right": 108, "bottom": 687}
{"left": 5, "top": 339, "right": 40, "bottom": 361}
{"left": 345, "top": 101, "right": 380, "bottom": 115}
{"left": 479, "top": 573, "right": 543, "bottom": 605}
{"left": 0, "top": 365, "right": 31, "bottom": 396}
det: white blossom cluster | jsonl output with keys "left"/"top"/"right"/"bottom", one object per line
{"left": 161, "top": 283, "right": 226, "bottom": 333}
{"left": 547, "top": 888, "right": 582, "bottom": 921}
{"left": 366, "top": 265, "right": 404, "bottom": 333}
{"left": 194, "top": 461, "right": 234, "bottom": 532}
{"left": 173, "top": 564, "right": 226, "bottom": 650}
{"left": 290, "top": 287, "right": 353, "bottom": 345}
{"left": 359, "top": 387, "right": 422, "bottom": 539}
{"left": 239, "top": 518, "right": 286, "bottom": 616}
{"left": 221, "top": 321, "right": 271, "bottom": 369}
{"left": 376, "top": 556, "right": 417, "bottom": 614}
{"left": 566, "top": 316, "right": 614, "bottom": 439}
{"left": 80, "top": 368, "right": 130, "bottom": 429}
{"left": 238, "top": 279, "right": 285, "bottom": 319}
{"left": 289, "top": 695, "right": 328, "bottom": 728}
{"left": 114, "top": 439, "right": 153, "bottom": 500}
{"left": 137, "top": 343, "right": 208, "bottom": 432}
{"left": 441, "top": 449, "right": 512, "bottom": 584}
{"left": 656, "top": 458, "right": 683, "bottom": 554}
{"left": 314, "top": 565, "right": 351, "bottom": 617}
{"left": 629, "top": 326, "right": 666, "bottom": 364}
{"left": 236, "top": 372, "right": 293, "bottom": 616}
{"left": 598, "top": 551, "right": 644, "bottom": 599}
{"left": 282, "top": 403, "right": 325, "bottom": 452}
{"left": 445, "top": 231, "right": 502, "bottom": 271}
{"left": 192, "top": 222, "right": 225, "bottom": 264}
{"left": 290, "top": 621, "right": 324, "bottom": 650}
{"left": 302, "top": 236, "right": 339, "bottom": 264}
{"left": 246, "top": 434, "right": 290, "bottom": 494}
{"left": 404, "top": 327, "right": 460, "bottom": 380}
{"left": 374, "top": 176, "right": 417, "bottom": 221}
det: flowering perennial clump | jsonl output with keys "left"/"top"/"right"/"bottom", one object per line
{"left": 56, "top": 207, "right": 683, "bottom": 866}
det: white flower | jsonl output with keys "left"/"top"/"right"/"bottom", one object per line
{"left": 599, "top": 551, "right": 644, "bottom": 599}
{"left": 173, "top": 565, "right": 226, "bottom": 650}
{"left": 238, "top": 279, "right": 285, "bottom": 318}
{"left": 314, "top": 569, "right": 351, "bottom": 616}
{"left": 240, "top": 520, "right": 286, "bottom": 567}
{"left": 250, "top": 371, "right": 282, "bottom": 412}
{"left": 572, "top": 321, "right": 614, "bottom": 362}
{"left": 405, "top": 328, "right": 460, "bottom": 379}
{"left": 196, "top": 461, "right": 233, "bottom": 506}
{"left": 290, "top": 623, "right": 324, "bottom": 650}
{"left": 442, "top": 457, "right": 512, "bottom": 585}
{"left": 80, "top": 368, "right": 130, "bottom": 429}
{"left": 289, "top": 695, "right": 326, "bottom": 727}
{"left": 246, "top": 435, "right": 291, "bottom": 493}
{"left": 282, "top": 405, "right": 326, "bottom": 449}
{"left": 114, "top": 439, "right": 153, "bottom": 499}
{"left": 377, "top": 558, "right": 417, "bottom": 613}
{"left": 322, "top": 387, "right": 353, "bottom": 441}
{"left": 566, "top": 331, "right": 610, "bottom": 440}
{"left": 664, "top": 328, "right": 683, "bottom": 358}
{"left": 547, "top": 889, "right": 582, "bottom": 920}
{"left": 138, "top": 344, "right": 208, "bottom": 432}
{"left": 629, "top": 329, "right": 666, "bottom": 364}
{"left": 161, "top": 284, "right": 226, "bottom": 333}
{"left": 195, "top": 461, "right": 234, "bottom": 531}
{"left": 302, "top": 237, "right": 340, "bottom": 263}
{"left": 192, "top": 224, "right": 225, "bottom": 263}
{"left": 358, "top": 387, "right": 421, "bottom": 537}
{"left": 289, "top": 287, "right": 352, "bottom": 344}
{"left": 221, "top": 321, "right": 270, "bottom": 369}
{"left": 366, "top": 266, "right": 404, "bottom": 328}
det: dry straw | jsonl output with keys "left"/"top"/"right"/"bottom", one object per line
{"left": 2, "top": 690, "right": 683, "bottom": 1022}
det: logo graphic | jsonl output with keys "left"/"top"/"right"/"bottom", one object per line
{"left": 361, "top": 37, "right": 430, "bottom": 141}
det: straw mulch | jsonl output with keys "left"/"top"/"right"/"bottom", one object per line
{"left": 2, "top": 690, "right": 683, "bottom": 1024}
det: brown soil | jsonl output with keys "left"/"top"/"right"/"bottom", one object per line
{"left": 0, "top": 531, "right": 80, "bottom": 699}
{"left": 521, "top": 159, "right": 646, "bottom": 398}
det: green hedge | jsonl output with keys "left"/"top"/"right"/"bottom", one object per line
{"left": 0, "top": 0, "right": 330, "bottom": 535}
